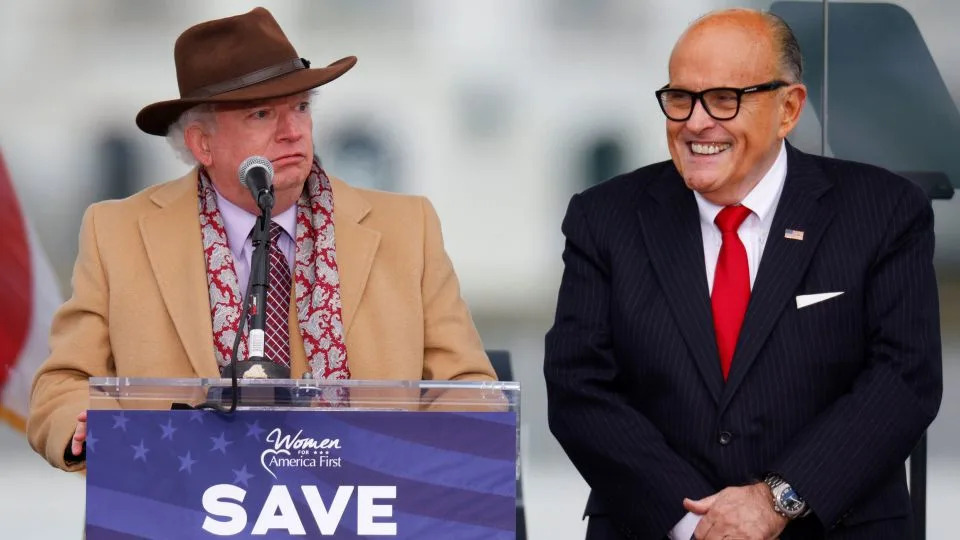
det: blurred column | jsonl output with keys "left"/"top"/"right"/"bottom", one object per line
{"left": 581, "top": 135, "right": 627, "bottom": 188}
{"left": 96, "top": 133, "right": 140, "bottom": 201}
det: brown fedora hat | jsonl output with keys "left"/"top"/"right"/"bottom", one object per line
{"left": 136, "top": 7, "right": 356, "bottom": 136}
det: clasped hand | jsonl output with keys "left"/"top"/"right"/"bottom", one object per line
{"left": 683, "top": 483, "right": 788, "bottom": 540}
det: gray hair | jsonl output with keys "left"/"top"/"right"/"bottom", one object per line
{"left": 763, "top": 12, "right": 803, "bottom": 84}
{"left": 164, "top": 90, "right": 321, "bottom": 165}
{"left": 687, "top": 10, "right": 804, "bottom": 84}
{"left": 166, "top": 104, "right": 216, "bottom": 165}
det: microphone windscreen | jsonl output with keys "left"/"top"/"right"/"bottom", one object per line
{"left": 237, "top": 156, "right": 274, "bottom": 187}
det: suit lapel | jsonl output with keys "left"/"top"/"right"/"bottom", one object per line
{"left": 139, "top": 171, "right": 220, "bottom": 378}
{"left": 719, "top": 145, "right": 837, "bottom": 411}
{"left": 639, "top": 166, "right": 724, "bottom": 404}
{"left": 330, "top": 177, "right": 381, "bottom": 337}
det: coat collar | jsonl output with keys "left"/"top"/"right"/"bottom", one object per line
{"left": 330, "top": 176, "right": 380, "bottom": 337}
{"left": 718, "top": 143, "right": 836, "bottom": 411}
{"left": 639, "top": 164, "right": 725, "bottom": 403}
{"left": 638, "top": 142, "right": 837, "bottom": 405}
{"left": 140, "top": 169, "right": 220, "bottom": 377}
{"left": 138, "top": 171, "right": 382, "bottom": 378}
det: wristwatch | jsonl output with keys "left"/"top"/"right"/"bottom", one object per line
{"left": 763, "top": 474, "right": 810, "bottom": 520}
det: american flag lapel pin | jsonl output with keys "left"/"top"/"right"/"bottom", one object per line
{"left": 784, "top": 229, "right": 804, "bottom": 241}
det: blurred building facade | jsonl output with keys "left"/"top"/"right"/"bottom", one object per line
{"left": 1, "top": 1, "right": 958, "bottom": 538}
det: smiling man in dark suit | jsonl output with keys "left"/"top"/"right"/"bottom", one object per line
{"left": 544, "top": 8, "right": 942, "bottom": 540}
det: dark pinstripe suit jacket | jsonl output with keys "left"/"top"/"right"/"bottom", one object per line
{"left": 544, "top": 144, "right": 942, "bottom": 540}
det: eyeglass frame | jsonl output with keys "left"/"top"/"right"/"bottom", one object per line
{"left": 654, "top": 80, "right": 792, "bottom": 121}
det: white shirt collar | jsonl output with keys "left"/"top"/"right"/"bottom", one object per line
{"left": 213, "top": 186, "right": 299, "bottom": 259}
{"left": 693, "top": 140, "right": 788, "bottom": 228}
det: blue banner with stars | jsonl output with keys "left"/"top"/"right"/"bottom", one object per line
{"left": 85, "top": 409, "right": 516, "bottom": 539}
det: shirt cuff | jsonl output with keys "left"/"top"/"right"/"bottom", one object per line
{"left": 668, "top": 511, "right": 702, "bottom": 540}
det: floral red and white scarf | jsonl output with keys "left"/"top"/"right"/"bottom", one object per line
{"left": 197, "top": 158, "right": 350, "bottom": 379}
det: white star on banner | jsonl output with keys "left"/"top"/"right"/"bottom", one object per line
{"left": 178, "top": 451, "right": 197, "bottom": 473}
{"left": 131, "top": 440, "right": 150, "bottom": 462}
{"left": 86, "top": 430, "right": 98, "bottom": 453}
{"left": 232, "top": 465, "right": 254, "bottom": 487}
{"left": 210, "top": 432, "right": 233, "bottom": 454}
{"left": 160, "top": 419, "right": 178, "bottom": 440}
{"left": 245, "top": 421, "right": 266, "bottom": 439}
{"left": 112, "top": 413, "right": 129, "bottom": 431}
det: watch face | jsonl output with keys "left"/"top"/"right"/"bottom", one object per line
{"left": 779, "top": 486, "right": 804, "bottom": 513}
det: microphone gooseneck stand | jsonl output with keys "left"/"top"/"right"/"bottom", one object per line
{"left": 194, "top": 185, "right": 288, "bottom": 413}
{"left": 245, "top": 200, "right": 274, "bottom": 366}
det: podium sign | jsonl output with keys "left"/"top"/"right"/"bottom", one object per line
{"left": 85, "top": 378, "right": 519, "bottom": 539}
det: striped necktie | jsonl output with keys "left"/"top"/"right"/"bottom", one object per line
{"left": 263, "top": 222, "right": 292, "bottom": 367}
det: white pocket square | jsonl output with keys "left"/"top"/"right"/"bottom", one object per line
{"left": 796, "top": 292, "right": 844, "bottom": 309}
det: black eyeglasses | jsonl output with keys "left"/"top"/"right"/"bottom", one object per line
{"left": 655, "top": 81, "right": 790, "bottom": 121}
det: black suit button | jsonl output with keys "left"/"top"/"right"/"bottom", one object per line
{"left": 718, "top": 431, "right": 733, "bottom": 445}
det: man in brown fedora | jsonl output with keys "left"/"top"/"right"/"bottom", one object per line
{"left": 27, "top": 7, "right": 495, "bottom": 471}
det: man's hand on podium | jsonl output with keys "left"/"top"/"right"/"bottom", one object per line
{"left": 71, "top": 410, "right": 87, "bottom": 457}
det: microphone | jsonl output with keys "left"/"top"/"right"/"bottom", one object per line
{"left": 238, "top": 156, "right": 275, "bottom": 211}
{"left": 186, "top": 156, "right": 287, "bottom": 413}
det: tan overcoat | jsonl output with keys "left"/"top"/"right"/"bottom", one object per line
{"left": 28, "top": 170, "right": 494, "bottom": 470}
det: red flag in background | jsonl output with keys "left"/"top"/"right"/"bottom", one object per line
{"left": 0, "top": 151, "right": 62, "bottom": 431}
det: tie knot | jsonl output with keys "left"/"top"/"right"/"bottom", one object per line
{"left": 269, "top": 221, "right": 284, "bottom": 244}
{"left": 714, "top": 205, "right": 752, "bottom": 233}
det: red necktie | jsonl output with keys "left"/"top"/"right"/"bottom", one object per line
{"left": 264, "top": 222, "right": 292, "bottom": 367}
{"left": 712, "top": 205, "right": 752, "bottom": 380}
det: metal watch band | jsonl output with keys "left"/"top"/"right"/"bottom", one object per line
{"left": 764, "top": 474, "right": 808, "bottom": 520}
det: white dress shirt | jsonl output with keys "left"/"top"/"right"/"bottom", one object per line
{"left": 668, "top": 141, "right": 788, "bottom": 540}
{"left": 213, "top": 187, "right": 298, "bottom": 295}
{"left": 695, "top": 141, "right": 788, "bottom": 293}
